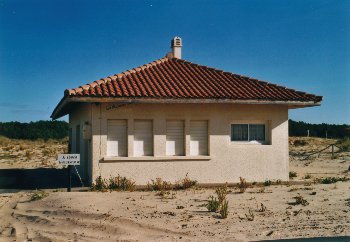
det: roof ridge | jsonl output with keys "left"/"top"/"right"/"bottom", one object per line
{"left": 114, "top": 57, "right": 169, "bottom": 79}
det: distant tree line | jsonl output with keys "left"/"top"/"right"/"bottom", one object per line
{"left": 0, "top": 120, "right": 349, "bottom": 140}
{"left": 289, "top": 119, "right": 349, "bottom": 138}
{"left": 0, "top": 121, "right": 69, "bottom": 140}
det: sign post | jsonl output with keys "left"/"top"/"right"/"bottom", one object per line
{"left": 58, "top": 154, "right": 80, "bottom": 192}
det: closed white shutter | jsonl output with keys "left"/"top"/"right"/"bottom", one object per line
{"left": 107, "top": 120, "right": 127, "bottom": 157}
{"left": 166, "top": 120, "right": 184, "bottom": 156}
{"left": 134, "top": 120, "right": 153, "bottom": 156}
{"left": 190, "top": 120, "right": 208, "bottom": 156}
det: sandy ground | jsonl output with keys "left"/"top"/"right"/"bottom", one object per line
{"left": 0, "top": 137, "right": 349, "bottom": 241}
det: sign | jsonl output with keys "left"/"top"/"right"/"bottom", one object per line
{"left": 106, "top": 103, "right": 127, "bottom": 111}
{"left": 58, "top": 154, "right": 80, "bottom": 165}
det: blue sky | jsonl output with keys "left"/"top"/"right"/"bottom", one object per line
{"left": 0, "top": 0, "right": 349, "bottom": 124}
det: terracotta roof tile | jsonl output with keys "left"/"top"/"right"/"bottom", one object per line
{"left": 63, "top": 57, "right": 322, "bottom": 103}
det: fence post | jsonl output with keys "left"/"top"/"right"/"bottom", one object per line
{"left": 331, "top": 144, "right": 334, "bottom": 159}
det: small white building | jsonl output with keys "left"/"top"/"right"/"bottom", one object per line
{"left": 51, "top": 37, "right": 322, "bottom": 185}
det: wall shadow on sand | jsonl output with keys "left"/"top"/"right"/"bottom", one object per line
{"left": 0, "top": 168, "right": 81, "bottom": 190}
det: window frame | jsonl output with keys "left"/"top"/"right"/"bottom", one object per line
{"left": 230, "top": 121, "right": 269, "bottom": 145}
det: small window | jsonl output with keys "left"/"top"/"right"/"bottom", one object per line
{"left": 231, "top": 124, "right": 265, "bottom": 142}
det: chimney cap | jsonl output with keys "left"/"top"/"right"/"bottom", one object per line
{"left": 171, "top": 36, "right": 182, "bottom": 47}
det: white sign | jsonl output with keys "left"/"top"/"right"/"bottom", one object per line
{"left": 58, "top": 154, "right": 80, "bottom": 165}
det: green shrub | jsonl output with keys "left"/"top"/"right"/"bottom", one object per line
{"left": 304, "top": 174, "right": 312, "bottom": 179}
{"left": 215, "top": 184, "right": 228, "bottom": 204}
{"left": 294, "top": 195, "right": 309, "bottom": 206}
{"left": 91, "top": 176, "right": 108, "bottom": 192}
{"left": 263, "top": 180, "right": 272, "bottom": 186}
{"left": 147, "top": 178, "right": 172, "bottom": 191}
{"left": 108, "top": 175, "right": 135, "bottom": 191}
{"left": 318, "top": 177, "right": 350, "bottom": 184}
{"left": 238, "top": 177, "right": 248, "bottom": 193}
{"left": 294, "top": 139, "right": 308, "bottom": 146}
{"left": 289, "top": 171, "right": 297, "bottom": 179}
{"left": 206, "top": 196, "right": 220, "bottom": 212}
{"left": 219, "top": 199, "right": 229, "bottom": 219}
{"left": 337, "top": 138, "right": 350, "bottom": 151}
{"left": 30, "top": 190, "right": 48, "bottom": 201}
{"left": 174, "top": 174, "right": 197, "bottom": 190}
{"left": 206, "top": 184, "right": 230, "bottom": 218}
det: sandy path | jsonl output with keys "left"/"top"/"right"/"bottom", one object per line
{"left": 1, "top": 181, "right": 349, "bottom": 241}
{"left": 0, "top": 192, "right": 188, "bottom": 241}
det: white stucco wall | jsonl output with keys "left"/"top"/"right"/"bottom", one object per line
{"left": 86, "top": 103, "right": 289, "bottom": 185}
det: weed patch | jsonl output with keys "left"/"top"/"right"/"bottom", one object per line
{"left": 206, "top": 196, "right": 220, "bottom": 212}
{"left": 238, "top": 177, "right": 248, "bottom": 193}
{"left": 304, "top": 174, "right": 312, "bottom": 179}
{"left": 289, "top": 171, "right": 297, "bottom": 179}
{"left": 264, "top": 180, "right": 272, "bottom": 186}
{"left": 108, "top": 175, "right": 135, "bottom": 191}
{"left": 206, "top": 184, "right": 230, "bottom": 219}
{"left": 219, "top": 200, "right": 229, "bottom": 219}
{"left": 30, "top": 190, "right": 48, "bottom": 201}
{"left": 148, "top": 178, "right": 172, "bottom": 191}
{"left": 174, "top": 174, "right": 197, "bottom": 190}
{"left": 90, "top": 176, "right": 109, "bottom": 192}
{"left": 293, "top": 195, "right": 309, "bottom": 206}
{"left": 317, "top": 177, "right": 350, "bottom": 184}
{"left": 337, "top": 138, "right": 350, "bottom": 151}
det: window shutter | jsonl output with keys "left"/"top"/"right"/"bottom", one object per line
{"left": 107, "top": 120, "right": 127, "bottom": 157}
{"left": 134, "top": 120, "right": 153, "bottom": 156}
{"left": 166, "top": 120, "right": 185, "bottom": 156}
{"left": 190, "top": 121, "right": 208, "bottom": 156}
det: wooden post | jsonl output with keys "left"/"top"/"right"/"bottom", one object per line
{"left": 331, "top": 144, "right": 334, "bottom": 159}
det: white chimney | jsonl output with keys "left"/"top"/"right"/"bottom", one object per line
{"left": 171, "top": 36, "right": 182, "bottom": 59}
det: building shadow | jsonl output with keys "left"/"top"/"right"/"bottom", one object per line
{"left": 0, "top": 168, "right": 82, "bottom": 190}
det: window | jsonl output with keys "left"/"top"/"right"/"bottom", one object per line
{"left": 231, "top": 124, "right": 265, "bottom": 142}
{"left": 134, "top": 120, "right": 153, "bottom": 156}
{"left": 166, "top": 120, "right": 185, "bottom": 156}
{"left": 76, "top": 125, "right": 80, "bottom": 153}
{"left": 190, "top": 120, "right": 208, "bottom": 156}
{"left": 107, "top": 120, "right": 127, "bottom": 157}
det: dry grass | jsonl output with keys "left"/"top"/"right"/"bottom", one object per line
{"left": 0, "top": 137, "right": 67, "bottom": 168}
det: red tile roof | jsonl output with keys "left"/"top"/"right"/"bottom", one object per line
{"left": 64, "top": 57, "right": 322, "bottom": 103}
{"left": 51, "top": 57, "right": 322, "bottom": 119}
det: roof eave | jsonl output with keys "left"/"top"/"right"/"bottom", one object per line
{"left": 51, "top": 96, "right": 322, "bottom": 120}
{"left": 51, "top": 96, "right": 69, "bottom": 120}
